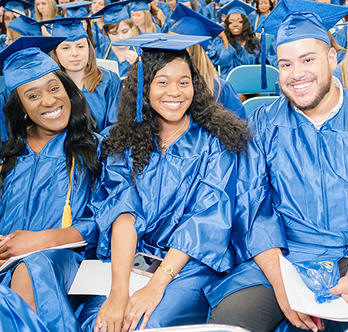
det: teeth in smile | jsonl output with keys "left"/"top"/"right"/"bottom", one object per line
{"left": 42, "top": 107, "right": 62, "bottom": 118}
{"left": 163, "top": 102, "right": 181, "bottom": 107}
{"left": 293, "top": 82, "right": 312, "bottom": 89}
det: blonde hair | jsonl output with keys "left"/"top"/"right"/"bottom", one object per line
{"left": 187, "top": 44, "right": 217, "bottom": 95}
{"left": 7, "top": 27, "right": 22, "bottom": 43}
{"left": 132, "top": 10, "right": 156, "bottom": 35}
{"left": 50, "top": 38, "right": 103, "bottom": 92}
{"left": 35, "top": 0, "right": 58, "bottom": 21}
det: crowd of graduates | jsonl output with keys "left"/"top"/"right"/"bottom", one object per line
{"left": 2, "top": 0, "right": 348, "bottom": 332}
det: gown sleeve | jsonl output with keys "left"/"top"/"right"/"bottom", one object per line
{"left": 232, "top": 106, "right": 288, "bottom": 264}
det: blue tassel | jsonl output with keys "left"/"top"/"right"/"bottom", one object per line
{"left": 0, "top": 108, "right": 8, "bottom": 142}
{"left": 261, "top": 29, "right": 268, "bottom": 90}
{"left": 136, "top": 54, "right": 144, "bottom": 123}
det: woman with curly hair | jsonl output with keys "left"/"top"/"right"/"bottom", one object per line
{"left": 78, "top": 33, "right": 249, "bottom": 332}
{"left": 209, "top": 0, "right": 260, "bottom": 81}
{"left": 0, "top": 36, "right": 101, "bottom": 332}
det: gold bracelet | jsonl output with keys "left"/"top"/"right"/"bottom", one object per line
{"left": 160, "top": 263, "right": 175, "bottom": 279}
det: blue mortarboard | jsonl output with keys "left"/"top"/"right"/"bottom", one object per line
{"left": 56, "top": 1, "right": 93, "bottom": 17}
{"left": 256, "top": 0, "right": 348, "bottom": 48}
{"left": 33, "top": 17, "right": 91, "bottom": 41}
{"left": 219, "top": 0, "right": 255, "bottom": 17}
{"left": 0, "top": 36, "right": 64, "bottom": 141}
{"left": 130, "top": 0, "right": 151, "bottom": 12}
{"left": 7, "top": 14, "right": 41, "bottom": 36}
{"left": 113, "top": 33, "right": 211, "bottom": 122}
{"left": 169, "top": 3, "right": 224, "bottom": 51}
{"left": 1, "top": 0, "right": 33, "bottom": 13}
{"left": 91, "top": 0, "right": 130, "bottom": 25}
{"left": 255, "top": 0, "right": 348, "bottom": 89}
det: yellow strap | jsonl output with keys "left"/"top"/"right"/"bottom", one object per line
{"left": 104, "top": 43, "right": 112, "bottom": 59}
{"left": 255, "top": 14, "right": 259, "bottom": 31}
{"left": 61, "top": 157, "right": 75, "bottom": 228}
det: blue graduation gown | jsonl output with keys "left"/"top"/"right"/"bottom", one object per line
{"left": 0, "top": 130, "right": 99, "bottom": 332}
{"left": 91, "top": 20, "right": 109, "bottom": 52}
{"left": 0, "top": 284, "right": 50, "bottom": 332}
{"left": 214, "top": 77, "right": 246, "bottom": 119}
{"left": 80, "top": 118, "right": 238, "bottom": 329}
{"left": 205, "top": 94, "right": 348, "bottom": 331}
{"left": 82, "top": 67, "right": 122, "bottom": 132}
{"left": 208, "top": 38, "right": 260, "bottom": 79}
{"left": 248, "top": 12, "right": 267, "bottom": 31}
{"left": 96, "top": 43, "right": 136, "bottom": 79}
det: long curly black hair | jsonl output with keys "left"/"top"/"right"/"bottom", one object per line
{"left": 224, "top": 13, "right": 261, "bottom": 56}
{"left": 0, "top": 70, "right": 101, "bottom": 190}
{"left": 102, "top": 49, "right": 249, "bottom": 180}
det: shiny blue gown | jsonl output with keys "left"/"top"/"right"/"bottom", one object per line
{"left": 0, "top": 131, "right": 99, "bottom": 332}
{"left": 205, "top": 93, "right": 348, "bottom": 331}
{"left": 82, "top": 67, "right": 122, "bottom": 133}
{"left": 80, "top": 118, "right": 238, "bottom": 330}
{"left": 208, "top": 38, "right": 260, "bottom": 79}
{"left": 96, "top": 43, "right": 137, "bottom": 79}
{"left": 214, "top": 77, "right": 246, "bottom": 119}
{"left": 0, "top": 284, "right": 50, "bottom": 332}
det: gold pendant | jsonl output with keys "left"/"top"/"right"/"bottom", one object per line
{"left": 162, "top": 143, "right": 168, "bottom": 151}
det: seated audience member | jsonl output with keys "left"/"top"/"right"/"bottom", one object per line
{"left": 78, "top": 33, "right": 249, "bottom": 331}
{"left": 0, "top": 36, "right": 101, "bottom": 332}
{"left": 93, "top": 0, "right": 138, "bottom": 79}
{"left": 248, "top": 0, "right": 273, "bottom": 31}
{"left": 206, "top": 1, "right": 348, "bottom": 332}
{"left": 0, "top": 0, "right": 33, "bottom": 49}
{"left": 130, "top": 0, "right": 162, "bottom": 35}
{"left": 34, "top": 0, "right": 58, "bottom": 35}
{"left": 89, "top": 0, "right": 109, "bottom": 50}
{"left": 208, "top": 0, "right": 260, "bottom": 81}
{"left": 39, "top": 17, "right": 122, "bottom": 133}
{"left": 169, "top": 3, "right": 246, "bottom": 118}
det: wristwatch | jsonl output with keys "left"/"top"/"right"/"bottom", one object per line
{"left": 160, "top": 263, "right": 175, "bottom": 279}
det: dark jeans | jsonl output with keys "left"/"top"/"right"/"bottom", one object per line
{"left": 209, "top": 258, "right": 348, "bottom": 332}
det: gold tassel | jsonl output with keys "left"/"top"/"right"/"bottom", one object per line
{"left": 62, "top": 202, "right": 72, "bottom": 228}
{"left": 61, "top": 157, "right": 75, "bottom": 228}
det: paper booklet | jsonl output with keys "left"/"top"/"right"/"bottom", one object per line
{"left": 0, "top": 240, "right": 86, "bottom": 272}
{"left": 68, "top": 260, "right": 151, "bottom": 297}
{"left": 279, "top": 254, "right": 348, "bottom": 322}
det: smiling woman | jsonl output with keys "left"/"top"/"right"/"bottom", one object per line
{"left": 0, "top": 36, "right": 101, "bottom": 332}
{"left": 76, "top": 33, "right": 250, "bottom": 332}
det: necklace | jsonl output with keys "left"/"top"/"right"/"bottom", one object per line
{"left": 27, "top": 130, "right": 44, "bottom": 152}
{"left": 161, "top": 115, "right": 188, "bottom": 152}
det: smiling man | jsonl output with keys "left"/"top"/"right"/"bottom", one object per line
{"left": 206, "top": 1, "right": 348, "bottom": 332}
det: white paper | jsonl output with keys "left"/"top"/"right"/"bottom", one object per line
{"left": 0, "top": 240, "right": 86, "bottom": 272}
{"left": 279, "top": 255, "right": 348, "bottom": 322}
{"left": 68, "top": 260, "right": 151, "bottom": 297}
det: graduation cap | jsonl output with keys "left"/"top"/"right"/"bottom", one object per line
{"left": 112, "top": 33, "right": 211, "bottom": 122}
{"left": 56, "top": 0, "right": 94, "bottom": 17}
{"left": 219, "top": 0, "right": 255, "bottom": 17}
{"left": 7, "top": 14, "right": 41, "bottom": 36}
{"left": 256, "top": 0, "right": 348, "bottom": 89}
{"left": 90, "top": 0, "right": 130, "bottom": 25}
{"left": 129, "top": 0, "right": 151, "bottom": 12}
{"left": 33, "top": 17, "right": 91, "bottom": 41}
{"left": 1, "top": 0, "right": 33, "bottom": 13}
{"left": 0, "top": 36, "right": 64, "bottom": 141}
{"left": 169, "top": 3, "right": 224, "bottom": 51}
